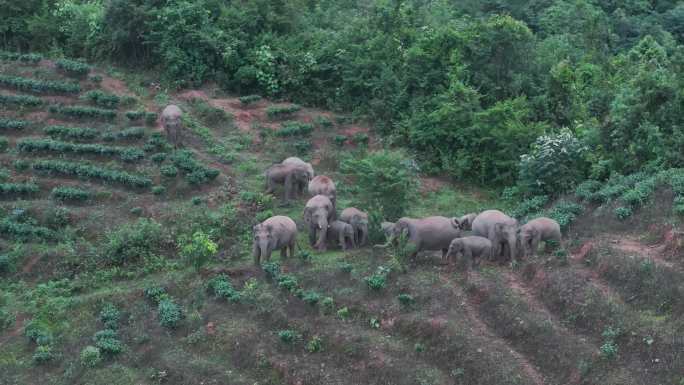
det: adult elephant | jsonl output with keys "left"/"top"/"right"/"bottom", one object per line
{"left": 520, "top": 217, "right": 561, "bottom": 258}
{"left": 340, "top": 207, "right": 368, "bottom": 247}
{"left": 308, "top": 175, "right": 336, "bottom": 208}
{"left": 252, "top": 216, "right": 298, "bottom": 265}
{"left": 303, "top": 195, "right": 335, "bottom": 251}
{"left": 282, "top": 157, "right": 314, "bottom": 180}
{"left": 471, "top": 210, "right": 519, "bottom": 263}
{"left": 161, "top": 104, "right": 183, "bottom": 148}
{"left": 392, "top": 216, "right": 462, "bottom": 259}
{"left": 265, "top": 163, "right": 310, "bottom": 203}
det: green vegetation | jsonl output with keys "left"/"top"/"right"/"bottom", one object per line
{"left": 32, "top": 159, "right": 152, "bottom": 188}
{"left": 49, "top": 104, "right": 117, "bottom": 120}
{"left": 266, "top": 105, "right": 301, "bottom": 119}
{"left": 0, "top": 118, "right": 28, "bottom": 130}
{"left": 169, "top": 150, "right": 220, "bottom": 185}
{"left": 276, "top": 121, "right": 313, "bottom": 137}
{"left": 0, "top": 51, "right": 42, "bottom": 63}
{"left": 239, "top": 95, "right": 261, "bottom": 105}
{"left": 50, "top": 186, "right": 91, "bottom": 202}
{"left": 55, "top": 59, "right": 91, "bottom": 77}
{"left": 18, "top": 138, "right": 144, "bottom": 162}
{"left": 0, "top": 182, "right": 39, "bottom": 196}
{"left": 0, "top": 93, "right": 43, "bottom": 107}
{"left": 81, "top": 90, "right": 120, "bottom": 108}
{"left": 43, "top": 125, "right": 99, "bottom": 140}
{"left": 0, "top": 75, "right": 80, "bottom": 94}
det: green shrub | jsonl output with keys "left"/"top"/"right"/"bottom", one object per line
{"left": 0, "top": 182, "right": 39, "bottom": 196}
{"left": 50, "top": 186, "right": 91, "bottom": 202}
{"left": 266, "top": 104, "right": 301, "bottom": 119}
{"left": 151, "top": 185, "right": 166, "bottom": 195}
{"left": 179, "top": 230, "right": 217, "bottom": 272}
{"left": 81, "top": 90, "right": 120, "bottom": 108}
{"left": 0, "top": 118, "right": 28, "bottom": 130}
{"left": 145, "top": 112, "right": 158, "bottom": 126}
{"left": 207, "top": 274, "right": 241, "bottom": 302}
{"left": 278, "top": 329, "right": 299, "bottom": 344}
{"left": 337, "top": 307, "right": 350, "bottom": 320}
{"left": 365, "top": 273, "right": 387, "bottom": 291}
{"left": 158, "top": 299, "right": 183, "bottom": 328}
{"left": 314, "top": 115, "right": 333, "bottom": 129}
{"left": 80, "top": 346, "right": 101, "bottom": 367}
{"left": 160, "top": 165, "right": 178, "bottom": 178}
{"left": 89, "top": 75, "right": 103, "bottom": 84}
{"left": 302, "top": 291, "right": 321, "bottom": 306}
{"left": 0, "top": 75, "right": 80, "bottom": 94}
{"left": 18, "top": 138, "right": 144, "bottom": 162}
{"left": 49, "top": 105, "right": 116, "bottom": 120}
{"left": 0, "top": 217, "right": 55, "bottom": 241}
{"left": 32, "top": 345, "right": 54, "bottom": 364}
{"left": 143, "top": 286, "right": 168, "bottom": 303}
{"left": 55, "top": 59, "right": 91, "bottom": 77}
{"left": 306, "top": 336, "right": 322, "bottom": 352}
{"left": 397, "top": 293, "right": 415, "bottom": 306}
{"left": 275, "top": 121, "right": 313, "bottom": 137}
{"left": 511, "top": 195, "right": 548, "bottom": 219}
{"left": 44, "top": 206, "right": 71, "bottom": 228}
{"left": 24, "top": 320, "right": 53, "bottom": 345}
{"left": 190, "top": 99, "right": 230, "bottom": 126}
{"left": 277, "top": 274, "right": 299, "bottom": 292}
{"left": 0, "top": 308, "right": 15, "bottom": 330}
{"left": 320, "top": 297, "right": 334, "bottom": 314}
{"left": 239, "top": 95, "right": 261, "bottom": 105}
{"left": 94, "top": 329, "right": 123, "bottom": 355}
{"left": 44, "top": 125, "right": 99, "bottom": 140}
{"left": 575, "top": 180, "right": 603, "bottom": 202}
{"left": 33, "top": 160, "right": 152, "bottom": 188}
{"left": 125, "top": 110, "right": 145, "bottom": 121}
{"left": 151, "top": 153, "right": 167, "bottom": 164}
{"left": 102, "top": 218, "right": 166, "bottom": 265}
{"left": 130, "top": 207, "right": 143, "bottom": 216}
{"left": 102, "top": 127, "right": 146, "bottom": 142}
{"left": 263, "top": 262, "right": 281, "bottom": 280}
{"left": 0, "top": 51, "right": 42, "bottom": 63}
{"left": 170, "top": 150, "right": 219, "bottom": 185}
{"left": 99, "top": 304, "right": 120, "bottom": 330}
{"left": 0, "top": 93, "right": 43, "bottom": 107}
{"left": 546, "top": 201, "right": 583, "bottom": 230}
{"left": 293, "top": 140, "right": 312, "bottom": 155}
{"left": 0, "top": 254, "right": 15, "bottom": 274}
{"left": 331, "top": 135, "right": 347, "bottom": 147}
{"left": 351, "top": 132, "right": 369, "bottom": 146}
{"left": 191, "top": 196, "right": 203, "bottom": 205}
{"left": 614, "top": 206, "right": 633, "bottom": 220}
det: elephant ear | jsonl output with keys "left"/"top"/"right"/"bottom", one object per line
{"left": 450, "top": 217, "right": 462, "bottom": 229}
{"left": 266, "top": 224, "right": 274, "bottom": 233}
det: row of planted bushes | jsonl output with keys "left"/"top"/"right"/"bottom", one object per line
{"left": 103, "top": 127, "right": 145, "bottom": 141}
{"left": 49, "top": 105, "right": 116, "bottom": 120}
{"left": 0, "top": 75, "right": 80, "bottom": 94}
{"left": 51, "top": 186, "right": 91, "bottom": 202}
{"left": 55, "top": 59, "right": 91, "bottom": 77}
{"left": 32, "top": 160, "right": 152, "bottom": 188}
{"left": 0, "top": 182, "right": 39, "bottom": 196}
{"left": 275, "top": 121, "right": 313, "bottom": 137}
{"left": 44, "top": 125, "right": 145, "bottom": 142}
{"left": 18, "top": 138, "right": 144, "bottom": 162}
{"left": 0, "top": 93, "right": 43, "bottom": 108}
{"left": 169, "top": 150, "right": 219, "bottom": 185}
{"left": 0, "top": 51, "right": 42, "bottom": 63}
{"left": 80, "top": 90, "right": 119, "bottom": 108}
{"left": 0, "top": 218, "right": 55, "bottom": 241}
{"left": 125, "top": 110, "right": 157, "bottom": 125}
{"left": 0, "top": 119, "right": 28, "bottom": 130}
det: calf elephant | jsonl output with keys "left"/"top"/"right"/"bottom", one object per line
{"left": 304, "top": 194, "right": 335, "bottom": 251}
{"left": 282, "top": 157, "right": 314, "bottom": 181}
{"left": 161, "top": 104, "right": 183, "bottom": 148}
{"left": 381, "top": 221, "right": 395, "bottom": 241}
{"left": 252, "top": 216, "right": 298, "bottom": 265}
{"left": 392, "top": 216, "right": 462, "bottom": 259}
{"left": 471, "top": 210, "right": 519, "bottom": 263}
{"left": 308, "top": 175, "right": 336, "bottom": 208}
{"left": 446, "top": 236, "right": 492, "bottom": 271}
{"left": 458, "top": 213, "right": 478, "bottom": 231}
{"left": 327, "top": 220, "right": 355, "bottom": 250}
{"left": 265, "top": 163, "right": 310, "bottom": 202}
{"left": 520, "top": 217, "right": 561, "bottom": 258}
{"left": 340, "top": 207, "right": 368, "bottom": 247}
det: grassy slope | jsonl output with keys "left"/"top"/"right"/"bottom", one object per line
{"left": 0, "top": 58, "right": 683, "bottom": 385}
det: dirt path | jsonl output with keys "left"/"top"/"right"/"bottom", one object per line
{"left": 439, "top": 273, "right": 546, "bottom": 385}
{"left": 611, "top": 236, "right": 683, "bottom": 273}
{"left": 21, "top": 253, "right": 41, "bottom": 274}
{"left": 570, "top": 242, "right": 627, "bottom": 303}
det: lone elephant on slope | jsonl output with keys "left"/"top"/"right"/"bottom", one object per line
{"left": 471, "top": 210, "right": 519, "bottom": 263}
{"left": 252, "top": 216, "right": 298, "bottom": 265}
{"left": 392, "top": 216, "right": 462, "bottom": 259}
{"left": 304, "top": 194, "right": 335, "bottom": 251}
{"left": 265, "top": 163, "right": 310, "bottom": 202}
{"left": 161, "top": 104, "right": 183, "bottom": 148}
{"left": 340, "top": 207, "right": 368, "bottom": 247}
{"left": 308, "top": 175, "right": 336, "bottom": 208}
{"left": 520, "top": 217, "right": 561, "bottom": 258}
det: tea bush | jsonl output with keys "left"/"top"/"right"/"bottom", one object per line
{"left": 0, "top": 182, "right": 39, "bottom": 196}
{"left": 93, "top": 329, "right": 123, "bottom": 354}
{"left": 50, "top": 186, "right": 91, "bottom": 202}
{"left": 80, "top": 346, "right": 101, "bottom": 367}
{"left": 103, "top": 127, "right": 145, "bottom": 142}
{"left": 144, "top": 112, "right": 158, "bottom": 126}
{"left": 365, "top": 266, "right": 391, "bottom": 291}
{"left": 206, "top": 274, "right": 241, "bottom": 302}
{"left": 614, "top": 206, "right": 633, "bottom": 220}
{"left": 189, "top": 99, "right": 230, "bottom": 126}
{"left": 331, "top": 135, "right": 347, "bottom": 147}
{"left": 306, "top": 336, "right": 322, "bottom": 352}
{"left": 397, "top": 293, "right": 415, "bottom": 306}
{"left": 0, "top": 254, "right": 16, "bottom": 274}
{"left": 151, "top": 185, "right": 165, "bottom": 195}
{"left": 337, "top": 307, "right": 350, "bottom": 320}
{"left": 151, "top": 153, "right": 167, "bottom": 164}
{"left": 263, "top": 262, "right": 281, "bottom": 280}
{"left": 0, "top": 75, "right": 80, "bottom": 94}
{"left": 266, "top": 104, "right": 301, "bottom": 119}
{"left": 546, "top": 201, "right": 583, "bottom": 231}
{"left": 314, "top": 115, "right": 333, "bottom": 129}
{"left": 302, "top": 291, "right": 321, "bottom": 306}
{"left": 0, "top": 119, "right": 28, "bottom": 130}
{"left": 49, "top": 105, "right": 117, "bottom": 120}
{"left": 18, "top": 138, "right": 144, "bottom": 162}
{"left": 33, "top": 160, "right": 152, "bottom": 188}
{"left": 144, "top": 286, "right": 168, "bottom": 304}
{"left": 81, "top": 90, "right": 120, "bottom": 108}
{"left": 158, "top": 299, "right": 183, "bottom": 328}
{"left": 239, "top": 95, "right": 261, "bottom": 105}
{"left": 102, "top": 218, "right": 166, "bottom": 265}
{"left": 278, "top": 329, "right": 299, "bottom": 344}
{"left": 55, "top": 59, "right": 91, "bottom": 77}
{"left": 160, "top": 165, "right": 178, "bottom": 178}
{"left": 170, "top": 150, "right": 220, "bottom": 185}
{"left": 0, "top": 218, "right": 56, "bottom": 241}
{"left": 32, "top": 345, "right": 54, "bottom": 364}
{"left": 351, "top": 133, "right": 369, "bottom": 146}
{"left": 510, "top": 195, "right": 548, "bottom": 220}
{"left": 275, "top": 121, "right": 313, "bottom": 137}
{"left": 99, "top": 303, "right": 121, "bottom": 330}
{"left": 320, "top": 297, "right": 334, "bottom": 315}
{"left": 0, "top": 51, "right": 42, "bottom": 63}
{"left": 575, "top": 180, "right": 603, "bottom": 202}
{"left": 0, "top": 93, "right": 43, "bottom": 108}
{"left": 44, "top": 125, "right": 99, "bottom": 141}
{"left": 277, "top": 274, "right": 299, "bottom": 292}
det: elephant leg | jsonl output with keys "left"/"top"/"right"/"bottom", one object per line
{"left": 531, "top": 237, "right": 540, "bottom": 257}
{"left": 309, "top": 227, "right": 316, "bottom": 247}
{"left": 318, "top": 230, "right": 327, "bottom": 252}
{"left": 252, "top": 243, "right": 260, "bottom": 265}
{"left": 289, "top": 241, "right": 296, "bottom": 258}
{"left": 441, "top": 248, "right": 448, "bottom": 259}
{"left": 284, "top": 174, "right": 293, "bottom": 202}
{"left": 464, "top": 249, "right": 473, "bottom": 271}
{"left": 280, "top": 244, "right": 288, "bottom": 259}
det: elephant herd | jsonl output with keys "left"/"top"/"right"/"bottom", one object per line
{"left": 254, "top": 156, "right": 563, "bottom": 271}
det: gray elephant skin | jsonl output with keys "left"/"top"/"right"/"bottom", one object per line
{"left": 340, "top": 207, "right": 368, "bottom": 247}
{"left": 282, "top": 156, "right": 314, "bottom": 180}
{"left": 304, "top": 194, "right": 335, "bottom": 251}
{"left": 520, "top": 217, "right": 561, "bottom": 257}
{"left": 308, "top": 175, "right": 336, "bottom": 208}
{"left": 327, "top": 220, "right": 355, "bottom": 250}
{"left": 458, "top": 213, "right": 478, "bottom": 231}
{"left": 265, "top": 163, "right": 310, "bottom": 202}
{"left": 381, "top": 221, "right": 395, "bottom": 241}
{"left": 393, "top": 216, "right": 462, "bottom": 258}
{"left": 252, "top": 216, "right": 298, "bottom": 265}
{"left": 446, "top": 236, "right": 492, "bottom": 270}
{"left": 471, "top": 210, "right": 519, "bottom": 263}
{"left": 161, "top": 104, "right": 183, "bottom": 148}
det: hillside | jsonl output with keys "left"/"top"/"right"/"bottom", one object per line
{"left": 0, "top": 55, "right": 683, "bottom": 385}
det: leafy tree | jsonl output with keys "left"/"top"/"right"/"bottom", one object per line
{"left": 179, "top": 230, "right": 218, "bottom": 272}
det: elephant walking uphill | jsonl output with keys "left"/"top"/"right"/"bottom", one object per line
{"left": 304, "top": 195, "right": 335, "bottom": 251}
{"left": 471, "top": 210, "right": 519, "bottom": 263}
{"left": 340, "top": 207, "right": 368, "bottom": 247}
{"left": 392, "top": 216, "right": 463, "bottom": 259}
{"left": 161, "top": 104, "right": 183, "bottom": 148}
{"left": 265, "top": 163, "right": 310, "bottom": 203}
{"left": 282, "top": 156, "right": 314, "bottom": 181}
{"left": 308, "top": 175, "right": 336, "bottom": 208}
{"left": 252, "top": 216, "right": 298, "bottom": 265}
{"left": 520, "top": 217, "right": 561, "bottom": 258}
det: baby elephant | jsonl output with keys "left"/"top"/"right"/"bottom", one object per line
{"left": 252, "top": 216, "right": 298, "bottom": 265}
{"left": 340, "top": 207, "right": 368, "bottom": 247}
{"left": 446, "top": 236, "right": 492, "bottom": 271}
{"left": 520, "top": 217, "right": 561, "bottom": 258}
{"left": 327, "top": 220, "right": 356, "bottom": 251}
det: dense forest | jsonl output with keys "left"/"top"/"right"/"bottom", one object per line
{"left": 3, "top": 0, "right": 684, "bottom": 195}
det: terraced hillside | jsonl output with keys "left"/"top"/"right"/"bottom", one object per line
{"left": 0, "top": 55, "right": 683, "bottom": 385}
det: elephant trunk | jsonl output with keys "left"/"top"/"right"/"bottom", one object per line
{"left": 259, "top": 240, "right": 271, "bottom": 261}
